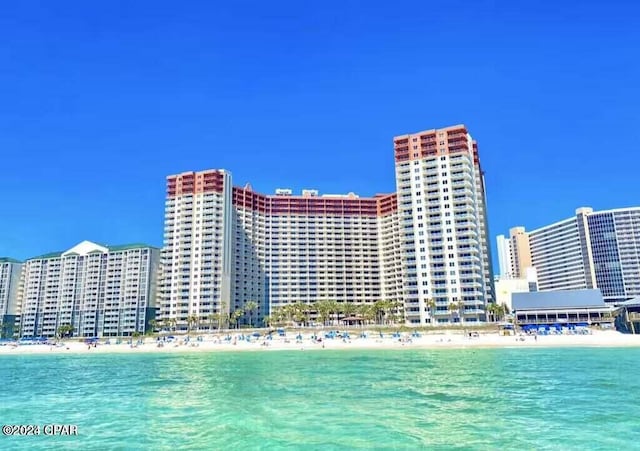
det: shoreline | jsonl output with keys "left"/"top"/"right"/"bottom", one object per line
{"left": 2, "top": 330, "right": 640, "bottom": 356}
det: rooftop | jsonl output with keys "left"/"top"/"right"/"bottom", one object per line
{"left": 29, "top": 241, "right": 159, "bottom": 260}
{"left": 513, "top": 289, "right": 606, "bottom": 311}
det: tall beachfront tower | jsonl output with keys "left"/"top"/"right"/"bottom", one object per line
{"left": 0, "top": 258, "right": 22, "bottom": 338}
{"left": 505, "top": 206, "right": 640, "bottom": 303}
{"left": 19, "top": 241, "right": 158, "bottom": 338}
{"left": 162, "top": 171, "right": 400, "bottom": 329}
{"left": 161, "top": 170, "right": 234, "bottom": 330}
{"left": 161, "top": 124, "right": 492, "bottom": 327}
{"left": 393, "top": 124, "right": 493, "bottom": 325}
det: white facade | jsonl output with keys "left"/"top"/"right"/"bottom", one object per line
{"left": 504, "top": 206, "right": 640, "bottom": 303}
{"left": 265, "top": 213, "right": 382, "bottom": 306}
{"left": 0, "top": 258, "right": 22, "bottom": 337}
{"left": 529, "top": 216, "right": 594, "bottom": 292}
{"left": 164, "top": 174, "right": 402, "bottom": 328}
{"left": 496, "top": 234, "right": 511, "bottom": 277}
{"left": 162, "top": 125, "right": 493, "bottom": 327}
{"left": 377, "top": 208, "right": 402, "bottom": 304}
{"left": 495, "top": 277, "right": 533, "bottom": 312}
{"left": 394, "top": 125, "right": 493, "bottom": 325}
{"left": 232, "top": 201, "right": 267, "bottom": 320}
{"left": 19, "top": 241, "right": 159, "bottom": 338}
{"left": 161, "top": 170, "right": 234, "bottom": 330}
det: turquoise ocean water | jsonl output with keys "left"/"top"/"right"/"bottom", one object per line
{"left": 1, "top": 348, "right": 639, "bottom": 450}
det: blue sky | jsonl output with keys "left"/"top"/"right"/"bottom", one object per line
{"left": 1, "top": 0, "right": 639, "bottom": 265}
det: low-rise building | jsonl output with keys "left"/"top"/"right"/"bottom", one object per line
{"left": 494, "top": 268, "right": 538, "bottom": 312}
{"left": 512, "top": 289, "right": 616, "bottom": 331}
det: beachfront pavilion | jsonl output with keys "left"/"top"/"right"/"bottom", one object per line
{"left": 616, "top": 298, "right": 640, "bottom": 334}
{"left": 512, "top": 289, "right": 616, "bottom": 332}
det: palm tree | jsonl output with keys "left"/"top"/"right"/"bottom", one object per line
{"left": 486, "top": 303, "right": 501, "bottom": 323}
{"left": 485, "top": 302, "right": 496, "bottom": 323}
{"left": 149, "top": 319, "right": 159, "bottom": 333}
{"left": 245, "top": 301, "right": 259, "bottom": 328}
{"left": 358, "top": 304, "right": 375, "bottom": 325}
{"left": 270, "top": 307, "right": 284, "bottom": 326}
{"left": 342, "top": 302, "right": 357, "bottom": 321}
{"left": 230, "top": 308, "right": 244, "bottom": 329}
{"left": 373, "top": 300, "right": 390, "bottom": 325}
{"left": 449, "top": 300, "right": 466, "bottom": 325}
{"left": 186, "top": 315, "right": 199, "bottom": 335}
{"left": 262, "top": 315, "right": 273, "bottom": 328}
{"left": 426, "top": 298, "right": 437, "bottom": 326}
{"left": 207, "top": 313, "right": 217, "bottom": 332}
{"left": 386, "top": 300, "right": 403, "bottom": 325}
{"left": 496, "top": 303, "right": 508, "bottom": 322}
{"left": 327, "top": 300, "right": 340, "bottom": 326}
{"left": 316, "top": 301, "right": 331, "bottom": 327}
{"left": 57, "top": 324, "right": 74, "bottom": 339}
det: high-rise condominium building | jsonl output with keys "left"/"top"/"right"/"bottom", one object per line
{"left": 393, "top": 124, "right": 493, "bottom": 324}
{"left": 496, "top": 227, "right": 532, "bottom": 278}
{"left": 503, "top": 207, "right": 640, "bottom": 303}
{"left": 0, "top": 258, "right": 22, "bottom": 338}
{"left": 161, "top": 171, "right": 400, "bottom": 328}
{"left": 19, "top": 240, "right": 159, "bottom": 338}
{"left": 161, "top": 124, "right": 492, "bottom": 327}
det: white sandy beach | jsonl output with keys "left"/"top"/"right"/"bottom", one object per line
{"left": 2, "top": 329, "right": 640, "bottom": 356}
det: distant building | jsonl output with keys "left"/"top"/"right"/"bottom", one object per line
{"left": 495, "top": 227, "right": 532, "bottom": 278}
{"left": 496, "top": 234, "right": 511, "bottom": 277}
{"left": 495, "top": 277, "right": 532, "bottom": 313}
{"left": 500, "top": 207, "right": 640, "bottom": 303}
{"left": 19, "top": 241, "right": 159, "bottom": 338}
{"left": 0, "top": 258, "right": 22, "bottom": 338}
